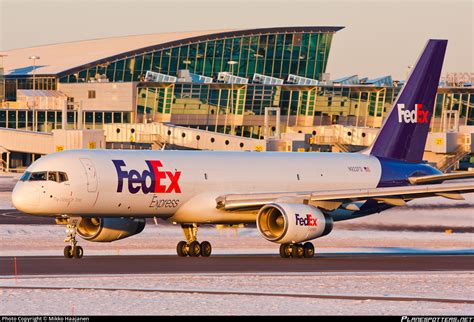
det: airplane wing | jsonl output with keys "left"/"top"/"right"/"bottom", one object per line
{"left": 216, "top": 181, "right": 474, "bottom": 212}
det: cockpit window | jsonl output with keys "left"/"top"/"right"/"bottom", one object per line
{"left": 20, "top": 171, "right": 31, "bottom": 182}
{"left": 58, "top": 172, "right": 68, "bottom": 183}
{"left": 25, "top": 171, "right": 68, "bottom": 182}
{"left": 48, "top": 172, "right": 58, "bottom": 182}
{"left": 29, "top": 171, "right": 47, "bottom": 181}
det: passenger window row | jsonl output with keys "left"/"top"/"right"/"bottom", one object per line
{"left": 20, "top": 171, "right": 68, "bottom": 183}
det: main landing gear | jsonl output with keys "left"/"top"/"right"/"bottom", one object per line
{"left": 176, "top": 224, "right": 212, "bottom": 257}
{"left": 279, "top": 242, "right": 314, "bottom": 259}
{"left": 63, "top": 217, "right": 83, "bottom": 259}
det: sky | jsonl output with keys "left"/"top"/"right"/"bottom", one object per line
{"left": 0, "top": 0, "right": 472, "bottom": 80}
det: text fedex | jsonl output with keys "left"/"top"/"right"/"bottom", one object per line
{"left": 295, "top": 213, "right": 318, "bottom": 227}
{"left": 113, "top": 160, "right": 181, "bottom": 194}
{"left": 397, "top": 104, "right": 429, "bottom": 124}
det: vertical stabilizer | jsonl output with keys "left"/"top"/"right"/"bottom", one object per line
{"left": 369, "top": 40, "right": 447, "bottom": 163}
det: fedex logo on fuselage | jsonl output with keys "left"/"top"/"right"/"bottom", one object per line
{"left": 397, "top": 104, "right": 429, "bottom": 124}
{"left": 295, "top": 213, "right": 318, "bottom": 227}
{"left": 113, "top": 160, "right": 181, "bottom": 194}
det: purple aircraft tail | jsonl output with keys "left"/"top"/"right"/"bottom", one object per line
{"left": 369, "top": 39, "right": 447, "bottom": 163}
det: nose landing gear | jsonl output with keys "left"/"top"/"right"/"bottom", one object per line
{"left": 62, "top": 217, "right": 84, "bottom": 259}
{"left": 176, "top": 224, "right": 212, "bottom": 257}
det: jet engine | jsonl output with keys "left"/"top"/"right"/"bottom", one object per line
{"left": 256, "top": 203, "right": 333, "bottom": 244}
{"left": 77, "top": 217, "right": 146, "bottom": 242}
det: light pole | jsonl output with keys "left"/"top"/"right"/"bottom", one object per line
{"left": 0, "top": 54, "right": 7, "bottom": 66}
{"left": 29, "top": 56, "right": 40, "bottom": 91}
{"left": 0, "top": 54, "right": 7, "bottom": 104}
{"left": 29, "top": 56, "right": 40, "bottom": 131}
{"left": 227, "top": 60, "right": 237, "bottom": 135}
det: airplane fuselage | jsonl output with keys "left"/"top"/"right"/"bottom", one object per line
{"left": 12, "top": 149, "right": 440, "bottom": 224}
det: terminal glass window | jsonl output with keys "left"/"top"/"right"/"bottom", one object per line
{"left": 8, "top": 111, "right": 16, "bottom": 128}
{"left": 0, "top": 111, "right": 6, "bottom": 128}
{"left": 113, "top": 112, "right": 122, "bottom": 123}
{"left": 104, "top": 112, "right": 113, "bottom": 124}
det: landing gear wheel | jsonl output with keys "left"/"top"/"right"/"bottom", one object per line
{"left": 63, "top": 218, "right": 82, "bottom": 259}
{"left": 200, "top": 241, "right": 212, "bottom": 257}
{"left": 177, "top": 241, "right": 188, "bottom": 257}
{"left": 303, "top": 242, "right": 315, "bottom": 258}
{"left": 73, "top": 246, "right": 84, "bottom": 259}
{"left": 292, "top": 244, "right": 304, "bottom": 258}
{"left": 188, "top": 241, "right": 201, "bottom": 257}
{"left": 279, "top": 244, "right": 291, "bottom": 258}
{"left": 63, "top": 246, "right": 73, "bottom": 258}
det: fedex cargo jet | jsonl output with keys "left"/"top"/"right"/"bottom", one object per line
{"left": 12, "top": 40, "right": 474, "bottom": 259}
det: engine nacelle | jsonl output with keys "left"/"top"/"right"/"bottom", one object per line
{"left": 77, "top": 217, "right": 146, "bottom": 242}
{"left": 256, "top": 203, "right": 333, "bottom": 244}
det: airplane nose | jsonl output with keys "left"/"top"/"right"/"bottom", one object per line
{"left": 12, "top": 183, "right": 40, "bottom": 213}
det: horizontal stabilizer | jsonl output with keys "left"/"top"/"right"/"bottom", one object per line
{"left": 409, "top": 172, "right": 474, "bottom": 184}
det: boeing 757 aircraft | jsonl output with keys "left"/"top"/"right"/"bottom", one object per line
{"left": 12, "top": 39, "right": 474, "bottom": 259}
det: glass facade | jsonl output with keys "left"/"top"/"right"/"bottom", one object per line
{"left": 4, "top": 77, "right": 56, "bottom": 101}
{"left": 135, "top": 83, "right": 474, "bottom": 138}
{"left": 0, "top": 110, "right": 130, "bottom": 131}
{"left": 58, "top": 31, "right": 334, "bottom": 84}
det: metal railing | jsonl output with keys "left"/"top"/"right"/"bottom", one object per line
{"left": 437, "top": 144, "right": 472, "bottom": 172}
{"left": 0, "top": 159, "right": 6, "bottom": 172}
{"left": 312, "top": 135, "right": 344, "bottom": 145}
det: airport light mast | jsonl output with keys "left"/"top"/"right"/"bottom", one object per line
{"left": 29, "top": 55, "right": 40, "bottom": 91}
{"left": 29, "top": 55, "right": 40, "bottom": 132}
{"left": 227, "top": 60, "right": 238, "bottom": 135}
{"left": 0, "top": 54, "right": 7, "bottom": 104}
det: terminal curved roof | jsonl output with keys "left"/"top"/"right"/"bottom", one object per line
{"left": 1, "top": 27, "right": 343, "bottom": 77}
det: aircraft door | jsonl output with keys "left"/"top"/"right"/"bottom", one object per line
{"left": 80, "top": 158, "right": 98, "bottom": 192}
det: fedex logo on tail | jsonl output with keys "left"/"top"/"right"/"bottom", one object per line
{"left": 397, "top": 104, "right": 429, "bottom": 124}
{"left": 295, "top": 213, "right": 318, "bottom": 227}
{"left": 113, "top": 160, "right": 181, "bottom": 194}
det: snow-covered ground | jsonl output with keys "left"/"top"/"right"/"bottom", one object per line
{"left": 0, "top": 192, "right": 13, "bottom": 209}
{"left": 1, "top": 273, "right": 473, "bottom": 315}
{"left": 0, "top": 175, "right": 19, "bottom": 191}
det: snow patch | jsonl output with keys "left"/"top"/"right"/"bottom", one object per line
{"left": 1, "top": 273, "right": 473, "bottom": 315}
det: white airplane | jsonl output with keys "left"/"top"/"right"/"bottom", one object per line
{"left": 12, "top": 39, "right": 474, "bottom": 259}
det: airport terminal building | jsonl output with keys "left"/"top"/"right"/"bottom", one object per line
{"left": 0, "top": 26, "right": 473, "bottom": 170}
